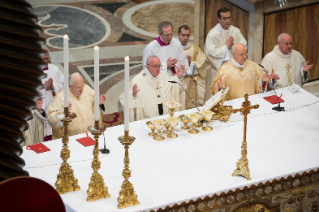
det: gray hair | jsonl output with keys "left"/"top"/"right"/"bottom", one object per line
{"left": 158, "top": 21, "right": 173, "bottom": 34}
{"left": 146, "top": 55, "right": 159, "bottom": 64}
{"left": 231, "top": 43, "right": 246, "bottom": 54}
{"left": 69, "top": 72, "right": 82, "bottom": 86}
{"left": 277, "top": 33, "right": 291, "bottom": 42}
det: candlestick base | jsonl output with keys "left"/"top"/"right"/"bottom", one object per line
{"left": 117, "top": 131, "right": 139, "bottom": 209}
{"left": 232, "top": 138, "right": 251, "bottom": 180}
{"left": 87, "top": 121, "right": 110, "bottom": 202}
{"left": 55, "top": 110, "right": 80, "bottom": 194}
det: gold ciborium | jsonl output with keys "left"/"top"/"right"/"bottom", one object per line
{"left": 202, "top": 110, "right": 213, "bottom": 131}
{"left": 188, "top": 113, "right": 200, "bottom": 134}
{"left": 153, "top": 119, "right": 165, "bottom": 141}
{"left": 167, "top": 117, "right": 178, "bottom": 138}
{"left": 178, "top": 114, "right": 190, "bottom": 130}
{"left": 163, "top": 119, "right": 171, "bottom": 134}
{"left": 146, "top": 121, "right": 156, "bottom": 136}
{"left": 163, "top": 101, "right": 182, "bottom": 118}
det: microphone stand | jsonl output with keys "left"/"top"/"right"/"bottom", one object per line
{"left": 168, "top": 81, "right": 205, "bottom": 123}
{"left": 99, "top": 106, "right": 110, "bottom": 154}
{"left": 259, "top": 65, "right": 285, "bottom": 112}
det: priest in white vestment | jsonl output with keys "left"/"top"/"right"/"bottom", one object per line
{"left": 48, "top": 73, "right": 106, "bottom": 139}
{"left": 178, "top": 25, "right": 207, "bottom": 108}
{"left": 261, "top": 33, "right": 313, "bottom": 89}
{"left": 211, "top": 44, "right": 279, "bottom": 101}
{"left": 204, "top": 7, "right": 247, "bottom": 100}
{"left": 143, "top": 21, "right": 189, "bottom": 76}
{"left": 119, "top": 55, "right": 185, "bottom": 122}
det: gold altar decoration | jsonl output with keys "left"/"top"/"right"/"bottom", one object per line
{"left": 117, "top": 131, "right": 140, "bottom": 209}
{"left": 154, "top": 168, "right": 319, "bottom": 212}
{"left": 211, "top": 105, "right": 233, "bottom": 122}
{"left": 153, "top": 119, "right": 165, "bottom": 141}
{"left": 202, "top": 110, "right": 213, "bottom": 131}
{"left": 188, "top": 113, "right": 200, "bottom": 134}
{"left": 55, "top": 107, "right": 80, "bottom": 194}
{"left": 146, "top": 121, "right": 156, "bottom": 137}
{"left": 163, "top": 118, "right": 172, "bottom": 134}
{"left": 167, "top": 117, "right": 178, "bottom": 138}
{"left": 232, "top": 94, "right": 259, "bottom": 180}
{"left": 163, "top": 101, "right": 182, "bottom": 117}
{"left": 86, "top": 120, "right": 110, "bottom": 202}
{"left": 179, "top": 114, "right": 190, "bottom": 130}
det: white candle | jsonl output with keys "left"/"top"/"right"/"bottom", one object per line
{"left": 63, "top": 34, "right": 69, "bottom": 108}
{"left": 94, "top": 46, "right": 99, "bottom": 121}
{"left": 124, "top": 56, "right": 129, "bottom": 131}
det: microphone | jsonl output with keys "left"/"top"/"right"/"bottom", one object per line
{"left": 168, "top": 81, "right": 205, "bottom": 123}
{"left": 99, "top": 131, "right": 110, "bottom": 154}
{"left": 259, "top": 64, "right": 285, "bottom": 112}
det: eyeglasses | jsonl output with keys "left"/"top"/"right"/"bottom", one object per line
{"left": 147, "top": 64, "right": 162, "bottom": 69}
{"left": 71, "top": 84, "right": 84, "bottom": 90}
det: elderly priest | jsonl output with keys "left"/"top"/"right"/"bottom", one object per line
{"left": 48, "top": 72, "right": 106, "bottom": 139}
{"left": 119, "top": 55, "right": 185, "bottom": 121}
{"left": 211, "top": 43, "right": 279, "bottom": 101}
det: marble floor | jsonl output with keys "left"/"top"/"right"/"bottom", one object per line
{"left": 27, "top": 0, "right": 195, "bottom": 114}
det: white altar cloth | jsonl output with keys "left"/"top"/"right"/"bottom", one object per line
{"left": 21, "top": 87, "right": 319, "bottom": 212}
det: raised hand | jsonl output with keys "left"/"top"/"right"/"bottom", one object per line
{"left": 132, "top": 84, "right": 140, "bottom": 98}
{"left": 303, "top": 60, "right": 313, "bottom": 72}
{"left": 99, "top": 94, "right": 106, "bottom": 104}
{"left": 226, "top": 36, "right": 234, "bottom": 49}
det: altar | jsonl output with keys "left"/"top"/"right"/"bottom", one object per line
{"left": 21, "top": 86, "right": 319, "bottom": 212}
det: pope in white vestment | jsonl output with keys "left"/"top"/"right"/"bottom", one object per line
{"left": 260, "top": 33, "right": 313, "bottom": 89}
{"left": 204, "top": 8, "right": 247, "bottom": 100}
{"left": 119, "top": 55, "right": 185, "bottom": 122}
{"left": 48, "top": 73, "right": 104, "bottom": 139}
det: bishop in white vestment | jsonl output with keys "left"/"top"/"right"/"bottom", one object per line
{"left": 261, "top": 33, "right": 313, "bottom": 89}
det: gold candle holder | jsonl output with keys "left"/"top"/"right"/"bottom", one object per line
{"left": 55, "top": 107, "right": 80, "bottom": 194}
{"left": 117, "top": 131, "right": 140, "bottom": 209}
{"left": 86, "top": 121, "right": 110, "bottom": 202}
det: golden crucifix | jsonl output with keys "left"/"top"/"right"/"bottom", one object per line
{"left": 285, "top": 63, "right": 292, "bottom": 86}
{"left": 232, "top": 94, "right": 259, "bottom": 180}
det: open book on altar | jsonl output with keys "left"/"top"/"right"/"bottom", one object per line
{"left": 202, "top": 87, "right": 229, "bottom": 111}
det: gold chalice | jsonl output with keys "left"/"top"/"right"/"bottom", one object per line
{"left": 188, "top": 113, "right": 200, "bottom": 134}
{"left": 202, "top": 110, "right": 213, "bottom": 131}
{"left": 163, "top": 101, "right": 182, "bottom": 118}
{"left": 163, "top": 119, "right": 171, "bottom": 134}
{"left": 167, "top": 117, "right": 178, "bottom": 138}
{"left": 178, "top": 114, "right": 190, "bottom": 130}
{"left": 153, "top": 119, "right": 165, "bottom": 141}
{"left": 146, "top": 121, "right": 156, "bottom": 136}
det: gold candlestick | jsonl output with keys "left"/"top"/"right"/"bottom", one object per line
{"left": 232, "top": 94, "right": 259, "bottom": 180}
{"left": 117, "top": 131, "right": 139, "bottom": 209}
{"left": 86, "top": 121, "right": 110, "bottom": 202}
{"left": 55, "top": 107, "right": 80, "bottom": 194}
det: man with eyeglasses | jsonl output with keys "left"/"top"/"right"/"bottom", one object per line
{"left": 211, "top": 43, "right": 278, "bottom": 101}
{"left": 48, "top": 72, "right": 106, "bottom": 139}
{"left": 204, "top": 7, "right": 247, "bottom": 100}
{"left": 119, "top": 55, "right": 185, "bottom": 121}
{"left": 178, "top": 25, "right": 207, "bottom": 109}
{"left": 143, "top": 21, "right": 189, "bottom": 77}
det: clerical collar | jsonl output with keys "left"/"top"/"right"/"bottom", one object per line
{"left": 144, "top": 69, "right": 157, "bottom": 79}
{"left": 275, "top": 45, "right": 291, "bottom": 58}
{"left": 231, "top": 58, "right": 245, "bottom": 69}
{"left": 156, "top": 36, "right": 170, "bottom": 46}
{"left": 182, "top": 42, "right": 190, "bottom": 50}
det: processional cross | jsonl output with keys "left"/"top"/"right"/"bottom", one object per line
{"left": 232, "top": 94, "right": 259, "bottom": 180}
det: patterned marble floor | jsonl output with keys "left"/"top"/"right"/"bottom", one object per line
{"left": 28, "top": 0, "right": 195, "bottom": 114}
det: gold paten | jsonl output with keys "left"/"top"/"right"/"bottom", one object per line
{"left": 117, "top": 131, "right": 140, "bottom": 209}
{"left": 211, "top": 105, "right": 233, "bottom": 122}
{"left": 232, "top": 94, "right": 259, "bottom": 180}
{"left": 55, "top": 107, "right": 80, "bottom": 194}
{"left": 86, "top": 121, "right": 110, "bottom": 202}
